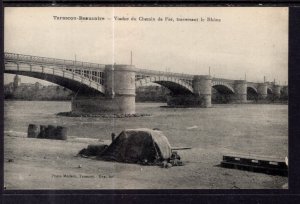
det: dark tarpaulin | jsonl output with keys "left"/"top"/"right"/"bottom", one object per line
{"left": 100, "top": 128, "right": 172, "bottom": 163}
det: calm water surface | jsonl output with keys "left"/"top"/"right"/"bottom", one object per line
{"left": 4, "top": 101, "right": 288, "bottom": 157}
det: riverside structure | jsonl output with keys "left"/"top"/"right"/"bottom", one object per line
{"left": 4, "top": 53, "right": 288, "bottom": 115}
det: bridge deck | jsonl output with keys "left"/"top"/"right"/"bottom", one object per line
{"left": 4, "top": 52, "right": 282, "bottom": 89}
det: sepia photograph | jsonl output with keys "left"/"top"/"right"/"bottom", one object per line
{"left": 3, "top": 7, "right": 288, "bottom": 189}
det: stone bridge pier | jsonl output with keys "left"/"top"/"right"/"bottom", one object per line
{"left": 257, "top": 83, "right": 268, "bottom": 100}
{"left": 71, "top": 65, "right": 136, "bottom": 115}
{"left": 192, "top": 75, "right": 212, "bottom": 108}
{"left": 273, "top": 85, "right": 281, "bottom": 99}
{"left": 281, "top": 86, "right": 288, "bottom": 97}
{"left": 233, "top": 80, "right": 247, "bottom": 103}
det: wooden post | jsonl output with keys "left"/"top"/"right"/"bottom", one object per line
{"left": 55, "top": 126, "right": 68, "bottom": 140}
{"left": 27, "top": 124, "right": 39, "bottom": 138}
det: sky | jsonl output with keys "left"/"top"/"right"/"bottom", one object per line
{"left": 4, "top": 7, "right": 288, "bottom": 85}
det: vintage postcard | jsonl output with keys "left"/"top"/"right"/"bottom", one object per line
{"left": 3, "top": 7, "right": 288, "bottom": 189}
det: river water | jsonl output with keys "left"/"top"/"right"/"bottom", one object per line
{"left": 4, "top": 101, "right": 288, "bottom": 157}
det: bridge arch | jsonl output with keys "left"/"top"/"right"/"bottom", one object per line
{"left": 135, "top": 76, "right": 193, "bottom": 94}
{"left": 247, "top": 85, "right": 258, "bottom": 94}
{"left": 267, "top": 87, "right": 273, "bottom": 94}
{"left": 247, "top": 85, "right": 258, "bottom": 100}
{"left": 212, "top": 81, "right": 235, "bottom": 94}
{"left": 211, "top": 81, "right": 235, "bottom": 104}
{"left": 5, "top": 62, "right": 105, "bottom": 95}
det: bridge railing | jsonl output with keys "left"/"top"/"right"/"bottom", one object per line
{"left": 5, "top": 61, "right": 105, "bottom": 93}
{"left": 212, "top": 77, "right": 236, "bottom": 83}
{"left": 136, "top": 68, "right": 194, "bottom": 80}
{"left": 4, "top": 52, "right": 106, "bottom": 70}
{"left": 212, "top": 77, "right": 267, "bottom": 85}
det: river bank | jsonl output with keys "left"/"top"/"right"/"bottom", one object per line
{"left": 4, "top": 132, "right": 287, "bottom": 189}
{"left": 4, "top": 101, "right": 288, "bottom": 189}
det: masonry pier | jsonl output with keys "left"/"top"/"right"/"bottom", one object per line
{"left": 192, "top": 75, "right": 212, "bottom": 107}
{"left": 71, "top": 65, "right": 136, "bottom": 115}
{"left": 273, "top": 85, "right": 281, "bottom": 99}
{"left": 257, "top": 83, "right": 268, "bottom": 100}
{"left": 233, "top": 80, "right": 247, "bottom": 103}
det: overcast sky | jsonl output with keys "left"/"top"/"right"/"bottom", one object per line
{"left": 4, "top": 7, "right": 288, "bottom": 85}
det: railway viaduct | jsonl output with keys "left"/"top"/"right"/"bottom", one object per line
{"left": 4, "top": 53, "right": 288, "bottom": 115}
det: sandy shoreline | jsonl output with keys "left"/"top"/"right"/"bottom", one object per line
{"left": 4, "top": 133, "right": 287, "bottom": 189}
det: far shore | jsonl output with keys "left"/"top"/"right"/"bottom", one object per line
{"left": 4, "top": 98, "right": 288, "bottom": 105}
